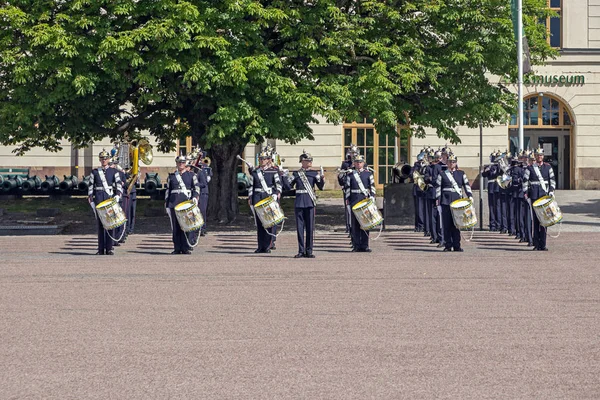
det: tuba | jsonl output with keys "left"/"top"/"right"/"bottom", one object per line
{"left": 495, "top": 154, "right": 512, "bottom": 190}
{"left": 117, "top": 137, "right": 154, "bottom": 194}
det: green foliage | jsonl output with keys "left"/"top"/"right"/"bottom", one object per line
{"left": 0, "top": 0, "right": 554, "bottom": 153}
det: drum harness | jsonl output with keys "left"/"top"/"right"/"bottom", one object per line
{"left": 352, "top": 170, "right": 383, "bottom": 240}
{"left": 445, "top": 170, "right": 475, "bottom": 242}
{"left": 174, "top": 171, "right": 201, "bottom": 248}
{"left": 97, "top": 168, "right": 127, "bottom": 243}
{"left": 256, "top": 169, "right": 285, "bottom": 238}
{"left": 529, "top": 165, "right": 562, "bottom": 238}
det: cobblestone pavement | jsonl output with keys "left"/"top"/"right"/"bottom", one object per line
{"left": 1, "top": 230, "right": 599, "bottom": 399}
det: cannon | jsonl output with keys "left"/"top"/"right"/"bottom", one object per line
{"left": 59, "top": 175, "right": 78, "bottom": 191}
{"left": 1, "top": 175, "right": 23, "bottom": 192}
{"left": 237, "top": 172, "right": 250, "bottom": 195}
{"left": 143, "top": 172, "right": 161, "bottom": 194}
{"left": 21, "top": 175, "right": 42, "bottom": 192}
{"left": 78, "top": 175, "right": 91, "bottom": 192}
{"left": 40, "top": 175, "right": 60, "bottom": 192}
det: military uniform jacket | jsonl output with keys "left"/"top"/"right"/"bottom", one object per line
{"left": 248, "top": 167, "right": 282, "bottom": 206}
{"left": 435, "top": 169, "right": 473, "bottom": 206}
{"left": 203, "top": 166, "right": 213, "bottom": 188}
{"left": 510, "top": 165, "right": 524, "bottom": 199}
{"left": 424, "top": 163, "right": 443, "bottom": 200}
{"left": 195, "top": 168, "right": 209, "bottom": 195}
{"left": 338, "top": 159, "right": 353, "bottom": 187}
{"left": 88, "top": 167, "right": 123, "bottom": 204}
{"left": 125, "top": 172, "right": 137, "bottom": 200}
{"left": 482, "top": 164, "right": 500, "bottom": 192}
{"left": 285, "top": 169, "right": 325, "bottom": 208}
{"left": 523, "top": 162, "right": 555, "bottom": 200}
{"left": 345, "top": 169, "right": 376, "bottom": 207}
{"left": 164, "top": 171, "right": 200, "bottom": 208}
{"left": 411, "top": 161, "right": 426, "bottom": 196}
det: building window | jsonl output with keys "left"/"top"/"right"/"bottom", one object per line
{"left": 343, "top": 118, "right": 410, "bottom": 188}
{"left": 510, "top": 94, "right": 572, "bottom": 128}
{"left": 543, "top": 0, "right": 561, "bottom": 48}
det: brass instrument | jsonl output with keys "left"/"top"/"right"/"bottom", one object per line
{"left": 116, "top": 138, "right": 153, "bottom": 194}
{"left": 202, "top": 156, "right": 211, "bottom": 167}
{"left": 495, "top": 154, "right": 512, "bottom": 190}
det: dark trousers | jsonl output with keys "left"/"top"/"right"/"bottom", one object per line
{"left": 514, "top": 197, "right": 522, "bottom": 238}
{"left": 508, "top": 196, "right": 517, "bottom": 235}
{"left": 442, "top": 204, "right": 461, "bottom": 250}
{"left": 488, "top": 191, "right": 497, "bottom": 230}
{"left": 428, "top": 198, "right": 438, "bottom": 241}
{"left": 414, "top": 194, "right": 425, "bottom": 230}
{"left": 96, "top": 217, "right": 114, "bottom": 253}
{"left": 423, "top": 197, "right": 431, "bottom": 235}
{"left": 521, "top": 198, "right": 532, "bottom": 244}
{"left": 495, "top": 192, "right": 506, "bottom": 230}
{"left": 199, "top": 194, "right": 208, "bottom": 233}
{"left": 532, "top": 204, "right": 547, "bottom": 249}
{"left": 169, "top": 209, "right": 188, "bottom": 252}
{"left": 350, "top": 212, "right": 369, "bottom": 250}
{"left": 127, "top": 198, "right": 136, "bottom": 234}
{"left": 255, "top": 214, "right": 274, "bottom": 251}
{"left": 344, "top": 192, "right": 351, "bottom": 232}
{"left": 295, "top": 207, "right": 315, "bottom": 255}
{"left": 436, "top": 204, "right": 443, "bottom": 244}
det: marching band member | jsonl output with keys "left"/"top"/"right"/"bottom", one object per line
{"left": 248, "top": 149, "right": 282, "bottom": 254}
{"left": 284, "top": 150, "right": 325, "bottom": 258}
{"left": 264, "top": 148, "right": 285, "bottom": 250}
{"left": 436, "top": 153, "right": 473, "bottom": 252}
{"left": 411, "top": 150, "right": 427, "bottom": 233}
{"left": 482, "top": 150, "right": 499, "bottom": 231}
{"left": 508, "top": 153, "right": 521, "bottom": 239}
{"left": 109, "top": 156, "right": 127, "bottom": 246}
{"left": 520, "top": 150, "right": 535, "bottom": 246}
{"left": 523, "top": 146, "right": 555, "bottom": 251}
{"left": 339, "top": 144, "right": 359, "bottom": 234}
{"left": 198, "top": 149, "right": 212, "bottom": 237}
{"left": 511, "top": 150, "right": 527, "bottom": 243}
{"left": 425, "top": 149, "right": 444, "bottom": 246}
{"left": 126, "top": 169, "right": 137, "bottom": 236}
{"left": 345, "top": 154, "right": 376, "bottom": 252}
{"left": 88, "top": 149, "right": 123, "bottom": 255}
{"left": 165, "top": 154, "right": 200, "bottom": 255}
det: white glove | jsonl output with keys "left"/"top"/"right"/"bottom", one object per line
{"left": 272, "top": 194, "right": 278, "bottom": 201}
{"left": 549, "top": 192, "right": 554, "bottom": 198}
{"left": 114, "top": 195, "right": 120, "bottom": 203}
{"left": 469, "top": 197, "right": 474, "bottom": 202}
{"left": 206, "top": 177, "right": 211, "bottom": 183}
{"left": 193, "top": 198, "right": 198, "bottom": 205}
{"left": 282, "top": 169, "right": 289, "bottom": 177}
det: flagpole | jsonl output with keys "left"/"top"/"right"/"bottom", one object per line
{"left": 517, "top": 0, "right": 524, "bottom": 151}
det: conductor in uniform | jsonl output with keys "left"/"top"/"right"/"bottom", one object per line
{"left": 88, "top": 149, "right": 123, "bottom": 255}
{"left": 436, "top": 153, "right": 473, "bottom": 252}
{"left": 248, "top": 149, "right": 282, "bottom": 253}
{"left": 345, "top": 154, "right": 376, "bottom": 252}
{"left": 284, "top": 150, "right": 326, "bottom": 258}
{"left": 523, "top": 146, "right": 555, "bottom": 251}
{"left": 165, "top": 154, "right": 200, "bottom": 254}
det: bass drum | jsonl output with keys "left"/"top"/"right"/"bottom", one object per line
{"left": 254, "top": 196, "right": 285, "bottom": 228}
{"left": 96, "top": 198, "right": 127, "bottom": 230}
{"left": 351, "top": 197, "right": 383, "bottom": 231}
{"left": 174, "top": 200, "right": 205, "bottom": 232}
{"left": 450, "top": 198, "right": 478, "bottom": 230}
{"left": 532, "top": 195, "right": 563, "bottom": 227}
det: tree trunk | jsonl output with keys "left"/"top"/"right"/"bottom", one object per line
{"left": 207, "top": 139, "right": 247, "bottom": 224}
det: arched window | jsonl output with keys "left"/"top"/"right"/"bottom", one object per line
{"left": 510, "top": 94, "right": 572, "bottom": 128}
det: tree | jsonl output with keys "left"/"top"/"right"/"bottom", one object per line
{"left": 0, "top": 0, "right": 554, "bottom": 222}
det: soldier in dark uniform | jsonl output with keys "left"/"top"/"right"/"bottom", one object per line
{"left": 199, "top": 150, "right": 212, "bottom": 237}
{"left": 411, "top": 151, "right": 427, "bottom": 233}
{"left": 436, "top": 153, "right": 473, "bottom": 252}
{"left": 345, "top": 154, "right": 376, "bottom": 252}
{"left": 165, "top": 154, "right": 200, "bottom": 255}
{"left": 520, "top": 151, "right": 534, "bottom": 246}
{"left": 248, "top": 150, "right": 282, "bottom": 254}
{"left": 511, "top": 150, "right": 527, "bottom": 242}
{"left": 425, "top": 150, "right": 444, "bottom": 246}
{"left": 88, "top": 149, "right": 123, "bottom": 255}
{"left": 508, "top": 154, "right": 521, "bottom": 239}
{"left": 339, "top": 144, "right": 358, "bottom": 234}
{"left": 523, "top": 146, "right": 555, "bottom": 251}
{"left": 110, "top": 157, "right": 127, "bottom": 246}
{"left": 126, "top": 170, "right": 137, "bottom": 236}
{"left": 498, "top": 151, "right": 510, "bottom": 234}
{"left": 482, "top": 151, "right": 500, "bottom": 231}
{"left": 265, "top": 150, "right": 285, "bottom": 250}
{"left": 284, "top": 150, "right": 326, "bottom": 258}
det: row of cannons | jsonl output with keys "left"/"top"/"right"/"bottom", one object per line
{"left": 0, "top": 171, "right": 252, "bottom": 197}
{"left": 0, "top": 172, "right": 162, "bottom": 197}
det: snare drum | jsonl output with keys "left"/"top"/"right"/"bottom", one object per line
{"left": 96, "top": 198, "right": 127, "bottom": 230}
{"left": 254, "top": 196, "right": 285, "bottom": 228}
{"left": 450, "top": 198, "right": 478, "bottom": 230}
{"left": 532, "top": 195, "right": 563, "bottom": 227}
{"left": 174, "top": 200, "right": 205, "bottom": 232}
{"left": 351, "top": 198, "right": 383, "bottom": 231}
